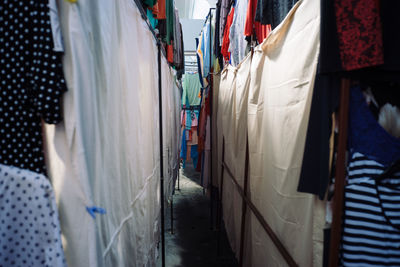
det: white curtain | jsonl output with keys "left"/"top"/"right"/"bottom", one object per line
{"left": 216, "top": 54, "right": 253, "bottom": 257}
{"left": 162, "top": 62, "right": 182, "bottom": 202}
{"left": 45, "top": 0, "right": 180, "bottom": 266}
{"left": 215, "top": 0, "right": 326, "bottom": 266}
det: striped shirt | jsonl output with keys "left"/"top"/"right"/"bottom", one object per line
{"left": 340, "top": 152, "right": 400, "bottom": 266}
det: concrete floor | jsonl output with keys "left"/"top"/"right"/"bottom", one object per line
{"left": 158, "top": 164, "right": 238, "bottom": 267}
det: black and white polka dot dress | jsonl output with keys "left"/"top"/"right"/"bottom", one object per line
{"left": 0, "top": 0, "right": 67, "bottom": 175}
{"left": 0, "top": 164, "right": 66, "bottom": 267}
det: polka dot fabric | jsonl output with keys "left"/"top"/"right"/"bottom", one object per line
{"left": 0, "top": 0, "right": 67, "bottom": 174}
{"left": 0, "top": 164, "right": 66, "bottom": 267}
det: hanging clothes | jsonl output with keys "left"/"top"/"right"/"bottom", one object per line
{"left": 221, "top": 7, "right": 235, "bottom": 61}
{"left": 244, "top": 0, "right": 271, "bottom": 43}
{"left": 255, "top": 0, "right": 299, "bottom": 29}
{"left": 173, "top": 9, "right": 183, "bottom": 70}
{"left": 49, "top": 0, "right": 65, "bottom": 52}
{"left": 167, "top": 43, "right": 174, "bottom": 63}
{"left": 0, "top": 0, "right": 67, "bottom": 175}
{"left": 340, "top": 87, "right": 400, "bottom": 266}
{"left": 182, "top": 73, "right": 202, "bottom": 107}
{"left": 0, "top": 164, "right": 66, "bottom": 267}
{"left": 228, "top": 0, "right": 249, "bottom": 66}
{"left": 147, "top": 8, "right": 158, "bottom": 29}
{"left": 201, "top": 21, "right": 212, "bottom": 77}
{"left": 298, "top": 0, "right": 400, "bottom": 199}
{"left": 165, "top": 0, "right": 174, "bottom": 44}
{"left": 297, "top": 71, "right": 339, "bottom": 199}
{"left": 197, "top": 32, "right": 205, "bottom": 82}
{"left": 154, "top": 0, "right": 166, "bottom": 19}
{"left": 215, "top": 1, "right": 222, "bottom": 65}
{"left": 334, "top": 0, "right": 383, "bottom": 71}
{"left": 218, "top": 0, "right": 233, "bottom": 46}
{"left": 140, "top": 0, "right": 157, "bottom": 8}
{"left": 318, "top": 0, "right": 400, "bottom": 80}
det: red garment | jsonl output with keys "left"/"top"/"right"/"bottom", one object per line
{"left": 334, "top": 0, "right": 384, "bottom": 71}
{"left": 167, "top": 43, "right": 174, "bottom": 63}
{"left": 155, "top": 0, "right": 166, "bottom": 20}
{"left": 221, "top": 7, "right": 235, "bottom": 61}
{"left": 152, "top": 2, "right": 159, "bottom": 17}
{"left": 255, "top": 23, "right": 271, "bottom": 43}
{"left": 205, "top": 90, "right": 211, "bottom": 116}
{"left": 244, "top": 0, "right": 271, "bottom": 43}
{"left": 198, "top": 100, "right": 207, "bottom": 152}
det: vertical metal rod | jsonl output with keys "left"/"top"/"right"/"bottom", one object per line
{"left": 239, "top": 139, "right": 250, "bottom": 267}
{"left": 201, "top": 150, "right": 206, "bottom": 195}
{"left": 157, "top": 40, "right": 166, "bottom": 267}
{"left": 170, "top": 198, "right": 174, "bottom": 235}
{"left": 217, "top": 137, "right": 226, "bottom": 256}
{"left": 328, "top": 79, "right": 350, "bottom": 267}
{"left": 208, "top": 8, "right": 215, "bottom": 230}
{"left": 177, "top": 162, "right": 180, "bottom": 191}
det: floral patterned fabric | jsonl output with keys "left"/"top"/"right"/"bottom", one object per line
{"left": 334, "top": 0, "right": 384, "bottom": 71}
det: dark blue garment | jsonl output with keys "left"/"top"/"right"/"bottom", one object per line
{"left": 180, "top": 129, "right": 187, "bottom": 168}
{"left": 349, "top": 87, "right": 400, "bottom": 166}
{"left": 195, "top": 38, "right": 204, "bottom": 88}
{"left": 191, "top": 145, "right": 199, "bottom": 169}
{"left": 297, "top": 70, "right": 339, "bottom": 199}
{"left": 255, "top": 0, "right": 298, "bottom": 29}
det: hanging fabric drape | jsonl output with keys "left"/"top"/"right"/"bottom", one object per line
{"left": 215, "top": 0, "right": 326, "bottom": 265}
{"left": 217, "top": 55, "right": 252, "bottom": 259}
{"left": 44, "top": 0, "right": 180, "bottom": 266}
{"left": 162, "top": 62, "right": 181, "bottom": 203}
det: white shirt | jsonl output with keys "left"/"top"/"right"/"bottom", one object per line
{"left": 228, "top": 0, "right": 249, "bottom": 66}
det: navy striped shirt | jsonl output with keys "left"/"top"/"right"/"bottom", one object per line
{"left": 340, "top": 152, "right": 400, "bottom": 266}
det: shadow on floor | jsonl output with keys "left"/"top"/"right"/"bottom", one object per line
{"left": 161, "top": 163, "right": 238, "bottom": 267}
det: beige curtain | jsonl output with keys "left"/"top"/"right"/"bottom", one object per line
{"left": 215, "top": 0, "right": 326, "bottom": 265}
{"left": 45, "top": 0, "right": 179, "bottom": 266}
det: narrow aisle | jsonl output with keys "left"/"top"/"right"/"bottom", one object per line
{"left": 161, "top": 165, "right": 238, "bottom": 267}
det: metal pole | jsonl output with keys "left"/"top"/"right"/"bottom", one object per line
{"left": 157, "top": 40, "right": 166, "bottom": 267}
{"left": 328, "top": 79, "right": 350, "bottom": 267}
{"left": 177, "top": 162, "right": 180, "bottom": 191}
{"left": 208, "top": 8, "right": 215, "bottom": 230}
{"left": 217, "top": 137, "right": 225, "bottom": 256}
{"left": 170, "top": 198, "right": 174, "bottom": 235}
{"left": 239, "top": 139, "right": 250, "bottom": 267}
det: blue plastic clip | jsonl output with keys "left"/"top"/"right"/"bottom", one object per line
{"left": 86, "top": 206, "right": 106, "bottom": 219}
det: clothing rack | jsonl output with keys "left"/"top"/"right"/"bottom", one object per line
{"left": 200, "top": 8, "right": 215, "bottom": 34}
